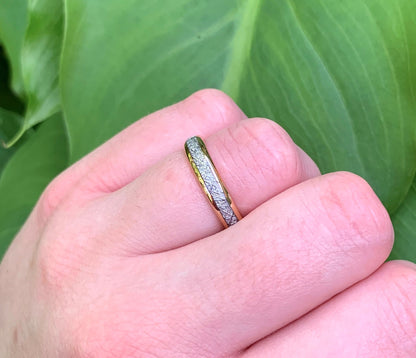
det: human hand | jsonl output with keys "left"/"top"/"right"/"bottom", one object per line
{"left": 1, "top": 89, "right": 415, "bottom": 357}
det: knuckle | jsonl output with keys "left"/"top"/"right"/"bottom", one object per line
{"left": 185, "top": 89, "right": 243, "bottom": 126}
{"left": 319, "top": 172, "right": 393, "bottom": 249}
{"left": 189, "top": 88, "right": 233, "bottom": 106}
{"left": 379, "top": 261, "right": 416, "bottom": 349}
{"left": 234, "top": 117, "right": 303, "bottom": 185}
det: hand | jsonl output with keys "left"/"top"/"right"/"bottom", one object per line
{"left": 1, "top": 89, "right": 415, "bottom": 357}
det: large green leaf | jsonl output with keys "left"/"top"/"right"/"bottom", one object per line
{"left": 5, "top": 0, "right": 64, "bottom": 147}
{"left": 390, "top": 178, "right": 416, "bottom": 262}
{"left": 0, "top": 113, "right": 68, "bottom": 257}
{"left": 61, "top": 0, "right": 416, "bottom": 216}
{"left": 0, "top": 0, "right": 27, "bottom": 96}
{"left": 236, "top": 0, "right": 416, "bottom": 213}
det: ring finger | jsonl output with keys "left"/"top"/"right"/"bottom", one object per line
{"left": 93, "top": 117, "right": 320, "bottom": 254}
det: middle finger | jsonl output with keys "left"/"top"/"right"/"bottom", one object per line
{"left": 174, "top": 172, "right": 394, "bottom": 356}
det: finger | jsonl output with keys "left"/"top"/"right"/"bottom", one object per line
{"left": 244, "top": 260, "right": 416, "bottom": 358}
{"left": 36, "top": 89, "right": 246, "bottom": 221}
{"left": 172, "top": 172, "right": 393, "bottom": 356}
{"left": 96, "top": 117, "right": 320, "bottom": 254}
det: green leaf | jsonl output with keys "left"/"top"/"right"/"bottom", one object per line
{"left": 0, "top": 148, "right": 11, "bottom": 179}
{"left": 390, "top": 178, "right": 416, "bottom": 262}
{"left": 61, "top": 0, "right": 416, "bottom": 216}
{"left": 0, "top": 0, "right": 27, "bottom": 96}
{"left": 0, "top": 108, "right": 23, "bottom": 176}
{"left": 0, "top": 113, "right": 68, "bottom": 257}
{"left": 5, "top": 0, "right": 64, "bottom": 147}
{"left": 0, "top": 46, "right": 25, "bottom": 114}
{"left": 237, "top": 0, "right": 416, "bottom": 214}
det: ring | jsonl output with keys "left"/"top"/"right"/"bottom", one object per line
{"left": 185, "top": 136, "right": 242, "bottom": 228}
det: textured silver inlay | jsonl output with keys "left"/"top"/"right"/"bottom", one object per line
{"left": 185, "top": 136, "right": 239, "bottom": 227}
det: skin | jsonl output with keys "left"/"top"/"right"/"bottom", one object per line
{"left": 0, "top": 89, "right": 415, "bottom": 357}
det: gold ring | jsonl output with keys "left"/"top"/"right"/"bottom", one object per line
{"left": 185, "top": 136, "right": 242, "bottom": 228}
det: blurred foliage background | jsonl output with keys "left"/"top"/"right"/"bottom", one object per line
{"left": 0, "top": 0, "right": 415, "bottom": 260}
